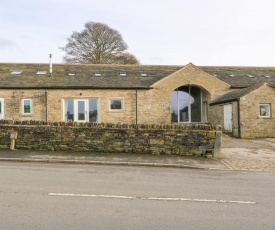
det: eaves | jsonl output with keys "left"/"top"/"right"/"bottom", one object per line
{"left": 209, "top": 98, "right": 239, "bottom": 106}
{"left": 0, "top": 86, "right": 153, "bottom": 90}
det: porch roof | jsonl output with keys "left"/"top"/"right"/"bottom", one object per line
{"left": 209, "top": 83, "right": 266, "bottom": 105}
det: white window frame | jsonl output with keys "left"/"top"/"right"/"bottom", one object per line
{"left": 0, "top": 98, "right": 4, "bottom": 119}
{"left": 259, "top": 104, "right": 271, "bottom": 118}
{"left": 109, "top": 98, "right": 124, "bottom": 111}
{"left": 22, "top": 99, "right": 32, "bottom": 115}
{"left": 63, "top": 98, "right": 99, "bottom": 122}
{"left": 203, "top": 101, "right": 208, "bottom": 122}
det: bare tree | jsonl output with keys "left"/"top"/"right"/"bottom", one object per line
{"left": 60, "top": 22, "right": 139, "bottom": 64}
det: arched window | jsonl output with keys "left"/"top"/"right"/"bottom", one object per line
{"left": 171, "top": 86, "right": 202, "bottom": 123}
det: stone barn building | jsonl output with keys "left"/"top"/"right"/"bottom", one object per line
{"left": 1, "top": 62, "right": 275, "bottom": 138}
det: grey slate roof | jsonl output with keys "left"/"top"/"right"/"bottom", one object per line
{"left": 1, "top": 63, "right": 275, "bottom": 89}
{"left": 0, "top": 63, "right": 181, "bottom": 89}
{"left": 209, "top": 83, "right": 266, "bottom": 105}
{"left": 200, "top": 66, "right": 275, "bottom": 88}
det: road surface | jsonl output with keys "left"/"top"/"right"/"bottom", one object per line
{"left": 0, "top": 162, "right": 274, "bottom": 229}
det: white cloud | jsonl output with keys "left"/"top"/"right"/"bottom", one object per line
{"left": 1, "top": 0, "right": 275, "bottom": 65}
{"left": 0, "top": 38, "right": 17, "bottom": 49}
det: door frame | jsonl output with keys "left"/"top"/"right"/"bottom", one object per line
{"left": 224, "top": 104, "right": 233, "bottom": 132}
{"left": 74, "top": 99, "right": 88, "bottom": 122}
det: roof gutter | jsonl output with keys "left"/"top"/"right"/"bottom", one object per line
{"left": 45, "top": 89, "right": 48, "bottom": 122}
{"left": 0, "top": 86, "right": 153, "bottom": 90}
{"left": 230, "top": 86, "right": 249, "bottom": 89}
{"left": 209, "top": 98, "right": 239, "bottom": 106}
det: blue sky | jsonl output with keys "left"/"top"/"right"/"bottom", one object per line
{"left": 1, "top": 0, "right": 275, "bottom": 66}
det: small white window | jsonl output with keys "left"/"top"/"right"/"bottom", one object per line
{"left": 109, "top": 99, "right": 123, "bottom": 111}
{"left": 22, "top": 99, "right": 32, "bottom": 115}
{"left": 120, "top": 73, "right": 127, "bottom": 77}
{"left": 36, "top": 71, "right": 47, "bottom": 75}
{"left": 259, "top": 104, "right": 271, "bottom": 118}
{"left": 11, "top": 71, "right": 22, "bottom": 75}
{"left": 0, "top": 98, "right": 4, "bottom": 119}
{"left": 245, "top": 74, "right": 254, "bottom": 78}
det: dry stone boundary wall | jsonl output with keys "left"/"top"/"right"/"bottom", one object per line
{"left": 0, "top": 120, "right": 221, "bottom": 156}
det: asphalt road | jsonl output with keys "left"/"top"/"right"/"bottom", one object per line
{"left": 0, "top": 162, "right": 274, "bottom": 230}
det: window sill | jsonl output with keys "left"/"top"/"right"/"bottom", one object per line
{"left": 108, "top": 110, "right": 124, "bottom": 113}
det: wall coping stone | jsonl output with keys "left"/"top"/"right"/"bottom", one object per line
{"left": 0, "top": 120, "right": 222, "bottom": 131}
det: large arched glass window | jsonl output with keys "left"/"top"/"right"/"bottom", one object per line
{"left": 171, "top": 86, "right": 202, "bottom": 123}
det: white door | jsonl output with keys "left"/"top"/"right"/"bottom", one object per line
{"left": 74, "top": 99, "right": 87, "bottom": 122}
{"left": 224, "top": 104, "right": 233, "bottom": 132}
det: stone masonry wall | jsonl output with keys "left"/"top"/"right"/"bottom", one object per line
{"left": 137, "top": 64, "right": 230, "bottom": 124}
{"left": 0, "top": 120, "right": 221, "bottom": 156}
{"left": 0, "top": 89, "right": 137, "bottom": 124}
{"left": 0, "top": 89, "right": 47, "bottom": 121}
{"left": 0, "top": 64, "right": 231, "bottom": 125}
{"left": 240, "top": 84, "right": 275, "bottom": 138}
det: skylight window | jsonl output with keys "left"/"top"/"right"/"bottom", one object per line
{"left": 228, "top": 74, "right": 235, "bottom": 77}
{"left": 140, "top": 73, "right": 147, "bottom": 77}
{"left": 36, "top": 71, "right": 47, "bottom": 75}
{"left": 245, "top": 74, "right": 254, "bottom": 78}
{"left": 95, "top": 73, "right": 101, "bottom": 77}
{"left": 68, "top": 72, "right": 76, "bottom": 76}
{"left": 10, "top": 71, "right": 22, "bottom": 75}
{"left": 120, "top": 73, "right": 127, "bottom": 77}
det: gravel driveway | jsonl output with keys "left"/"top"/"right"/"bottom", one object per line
{"left": 221, "top": 134, "right": 275, "bottom": 172}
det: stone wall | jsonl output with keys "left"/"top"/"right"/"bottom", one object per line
{"left": 0, "top": 64, "right": 231, "bottom": 126}
{"left": 240, "top": 84, "right": 275, "bottom": 138}
{"left": 0, "top": 120, "right": 221, "bottom": 156}
{"left": 0, "top": 89, "right": 47, "bottom": 121}
{"left": 137, "top": 64, "right": 230, "bottom": 124}
{"left": 0, "top": 89, "right": 137, "bottom": 124}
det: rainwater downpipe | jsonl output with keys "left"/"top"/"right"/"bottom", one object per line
{"left": 45, "top": 89, "right": 48, "bottom": 122}
{"left": 46, "top": 54, "right": 52, "bottom": 122}
{"left": 237, "top": 99, "right": 241, "bottom": 138}
{"left": 135, "top": 89, "right": 138, "bottom": 125}
{"left": 188, "top": 82, "right": 191, "bottom": 122}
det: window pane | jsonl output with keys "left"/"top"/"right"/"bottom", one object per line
{"left": 65, "top": 99, "right": 74, "bottom": 121}
{"left": 190, "top": 87, "right": 201, "bottom": 122}
{"left": 23, "top": 100, "right": 31, "bottom": 114}
{"left": 171, "top": 88, "right": 198, "bottom": 123}
{"left": 78, "top": 101, "right": 85, "bottom": 120}
{"left": 260, "top": 104, "right": 270, "bottom": 117}
{"left": 179, "top": 103, "right": 189, "bottom": 122}
{"left": 110, "top": 100, "right": 122, "bottom": 110}
{"left": 89, "top": 99, "right": 98, "bottom": 122}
